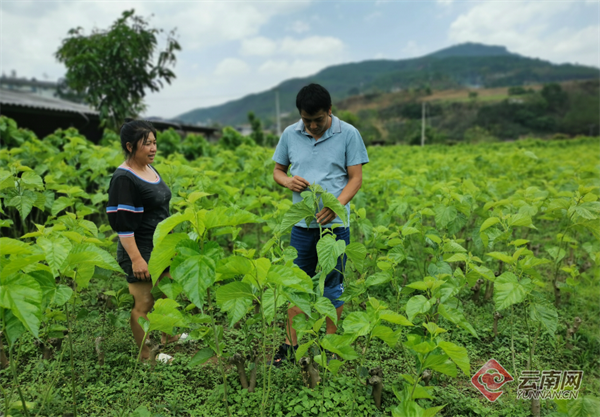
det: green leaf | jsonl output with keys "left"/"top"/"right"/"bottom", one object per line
{"left": 158, "top": 279, "right": 183, "bottom": 300}
{"left": 423, "top": 405, "right": 446, "bottom": 417}
{"left": 423, "top": 354, "right": 457, "bottom": 378}
{"left": 365, "top": 272, "right": 392, "bottom": 287}
{"left": 281, "top": 290, "right": 311, "bottom": 318}
{"left": 37, "top": 236, "right": 71, "bottom": 277}
{"left": 437, "top": 341, "right": 470, "bottom": 377}
{"left": 0, "top": 273, "right": 43, "bottom": 338}
{"left": 9, "top": 191, "right": 36, "bottom": 220}
{"left": 434, "top": 205, "right": 457, "bottom": 229}
{"left": 216, "top": 256, "right": 254, "bottom": 280}
{"left": 320, "top": 334, "right": 359, "bottom": 360}
{"left": 53, "top": 285, "right": 73, "bottom": 306}
{"left": 529, "top": 302, "right": 558, "bottom": 335}
{"left": 152, "top": 211, "right": 193, "bottom": 247}
{"left": 148, "top": 233, "right": 188, "bottom": 283}
{"left": 486, "top": 251, "right": 514, "bottom": 264}
{"left": 494, "top": 272, "right": 532, "bottom": 310}
{"left": 51, "top": 196, "right": 73, "bottom": 217}
{"left": 147, "top": 298, "right": 187, "bottom": 335}
{"left": 443, "top": 241, "right": 467, "bottom": 253}
{"left": 172, "top": 255, "right": 216, "bottom": 308}
{"left": 437, "top": 303, "right": 478, "bottom": 338}
{"left": 508, "top": 212, "right": 534, "bottom": 228}
{"left": 371, "top": 325, "right": 398, "bottom": 347}
{"left": 64, "top": 243, "right": 122, "bottom": 277}
{"left": 216, "top": 281, "right": 254, "bottom": 305}
{"left": 267, "top": 264, "right": 312, "bottom": 293}
{"left": 21, "top": 171, "right": 44, "bottom": 189}
{"left": 0, "top": 255, "right": 45, "bottom": 279}
{"left": 568, "top": 396, "right": 600, "bottom": 417}
{"left": 379, "top": 310, "right": 413, "bottom": 326}
{"left": 316, "top": 234, "right": 346, "bottom": 277}
{"left": 480, "top": 217, "right": 501, "bottom": 232}
{"left": 4, "top": 309, "right": 26, "bottom": 344}
{"left": 445, "top": 253, "right": 467, "bottom": 263}
{"left": 314, "top": 296, "right": 338, "bottom": 325}
{"left": 280, "top": 202, "right": 315, "bottom": 231}
{"left": 321, "top": 192, "right": 348, "bottom": 226}
{"left": 343, "top": 311, "right": 372, "bottom": 336}
{"left": 406, "top": 295, "right": 432, "bottom": 322}
{"left": 0, "top": 238, "right": 31, "bottom": 256}
{"left": 295, "top": 340, "right": 313, "bottom": 362}
{"left": 221, "top": 297, "right": 252, "bottom": 327}
{"left": 189, "top": 347, "right": 214, "bottom": 367}
{"left": 345, "top": 242, "right": 367, "bottom": 273}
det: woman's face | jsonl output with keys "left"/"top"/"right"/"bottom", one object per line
{"left": 129, "top": 132, "right": 157, "bottom": 165}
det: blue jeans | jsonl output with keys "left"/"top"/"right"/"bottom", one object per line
{"left": 290, "top": 226, "right": 350, "bottom": 309}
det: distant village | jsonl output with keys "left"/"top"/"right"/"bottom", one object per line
{"left": 0, "top": 72, "right": 218, "bottom": 143}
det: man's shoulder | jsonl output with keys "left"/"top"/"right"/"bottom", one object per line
{"left": 282, "top": 120, "right": 302, "bottom": 135}
{"left": 336, "top": 118, "right": 362, "bottom": 140}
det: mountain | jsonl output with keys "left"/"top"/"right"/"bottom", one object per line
{"left": 177, "top": 42, "right": 598, "bottom": 126}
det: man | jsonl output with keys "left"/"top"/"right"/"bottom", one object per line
{"left": 271, "top": 83, "right": 369, "bottom": 365}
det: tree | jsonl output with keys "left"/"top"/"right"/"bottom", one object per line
{"left": 55, "top": 10, "right": 181, "bottom": 129}
{"left": 247, "top": 112, "right": 265, "bottom": 146}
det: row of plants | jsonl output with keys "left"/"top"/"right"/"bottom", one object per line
{"left": 0, "top": 115, "right": 599, "bottom": 416}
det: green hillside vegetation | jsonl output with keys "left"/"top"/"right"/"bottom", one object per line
{"left": 176, "top": 43, "right": 598, "bottom": 127}
{"left": 330, "top": 80, "right": 599, "bottom": 145}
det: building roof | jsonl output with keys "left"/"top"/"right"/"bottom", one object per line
{"left": 0, "top": 88, "right": 98, "bottom": 115}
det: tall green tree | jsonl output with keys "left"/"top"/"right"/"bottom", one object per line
{"left": 55, "top": 10, "right": 181, "bottom": 129}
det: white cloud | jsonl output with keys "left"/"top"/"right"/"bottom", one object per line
{"left": 447, "top": 1, "right": 599, "bottom": 66}
{"left": 289, "top": 20, "right": 311, "bottom": 34}
{"left": 280, "top": 36, "right": 344, "bottom": 56}
{"left": 437, "top": 0, "right": 453, "bottom": 4}
{"left": 401, "top": 40, "right": 426, "bottom": 58}
{"left": 240, "top": 36, "right": 278, "bottom": 56}
{"left": 365, "top": 11, "right": 382, "bottom": 22}
{"left": 214, "top": 58, "right": 250, "bottom": 77}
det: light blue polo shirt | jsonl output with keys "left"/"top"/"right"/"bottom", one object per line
{"left": 272, "top": 114, "right": 369, "bottom": 228}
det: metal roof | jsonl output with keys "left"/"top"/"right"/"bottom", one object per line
{"left": 0, "top": 88, "right": 98, "bottom": 115}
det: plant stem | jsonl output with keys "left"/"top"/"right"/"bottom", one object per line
{"left": 260, "top": 290, "right": 268, "bottom": 417}
{"left": 265, "top": 287, "right": 278, "bottom": 415}
{"left": 8, "top": 343, "right": 29, "bottom": 417}
{"left": 35, "top": 344, "right": 67, "bottom": 417}
{"left": 208, "top": 292, "right": 231, "bottom": 417}
{"left": 510, "top": 305, "right": 517, "bottom": 378}
{"left": 65, "top": 291, "right": 77, "bottom": 417}
{"left": 122, "top": 331, "right": 149, "bottom": 417}
{"left": 350, "top": 336, "right": 371, "bottom": 417}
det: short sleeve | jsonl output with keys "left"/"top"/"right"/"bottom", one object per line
{"left": 346, "top": 129, "right": 370, "bottom": 167}
{"left": 272, "top": 132, "right": 290, "bottom": 166}
{"left": 107, "top": 176, "right": 144, "bottom": 238}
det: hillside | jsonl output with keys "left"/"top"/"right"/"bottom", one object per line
{"left": 176, "top": 42, "right": 598, "bottom": 126}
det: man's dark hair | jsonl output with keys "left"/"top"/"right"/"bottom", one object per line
{"left": 119, "top": 119, "right": 157, "bottom": 158}
{"left": 296, "top": 83, "right": 331, "bottom": 115}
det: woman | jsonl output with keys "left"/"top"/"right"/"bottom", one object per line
{"left": 107, "top": 119, "right": 176, "bottom": 360}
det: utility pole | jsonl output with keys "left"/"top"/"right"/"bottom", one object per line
{"left": 421, "top": 101, "right": 425, "bottom": 147}
{"left": 275, "top": 89, "right": 282, "bottom": 136}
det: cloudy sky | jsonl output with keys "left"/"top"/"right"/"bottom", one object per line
{"left": 1, "top": 0, "right": 598, "bottom": 119}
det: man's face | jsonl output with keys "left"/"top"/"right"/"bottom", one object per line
{"left": 300, "top": 108, "right": 331, "bottom": 138}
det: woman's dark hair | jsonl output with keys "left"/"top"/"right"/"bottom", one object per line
{"left": 296, "top": 83, "right": 331, "bottom": 115}
{"left": 119, "top": 119, "right": 157, "bottom": 158}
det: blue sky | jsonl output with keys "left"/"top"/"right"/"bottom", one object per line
{"left": 1, "top": 1, "right": 598, "bottom": 119}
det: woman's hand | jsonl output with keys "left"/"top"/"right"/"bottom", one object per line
{"left": 132, "top": 257, "right": 150, "bottom": 281}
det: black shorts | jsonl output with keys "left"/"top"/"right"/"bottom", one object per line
{"left": 117, "top": 242, "right": 164, "bottom": 284}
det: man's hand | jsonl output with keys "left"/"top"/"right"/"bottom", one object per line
{"left": 316, "top": 207, "right": 336, "bottom": 225}
{"left": 286, "top": 176, "right": 310, "bottom": 193}
{"left": 132, "top": 257, "right": 150, "bottom": 281}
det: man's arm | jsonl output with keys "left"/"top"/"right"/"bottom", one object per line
{"left": 273, "top": 163, "right": 310, "bottom": 192}
{"left": 316, "top": 164, "right": 363, "bottom": 225}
